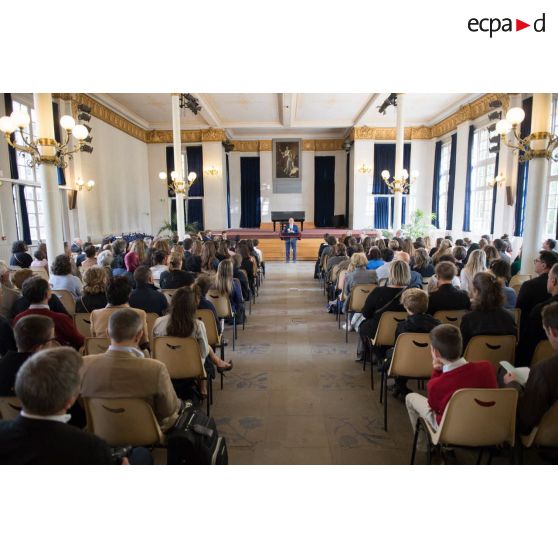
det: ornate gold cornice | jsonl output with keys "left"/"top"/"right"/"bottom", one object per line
{"left": 302, "top": 139, "right": 345, "bottom": 151}
{"left": 259, "top": 140, "right": 272, "bottom": 151}
{"left": 232, "top": 140, "right": 260, "bottom": 152}
{"left": 302, "top": 140, "right": 315, "bottom": 151}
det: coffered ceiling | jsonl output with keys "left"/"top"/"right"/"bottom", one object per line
{"left": 95, "top": 93, "right": 480, "bottom": 139}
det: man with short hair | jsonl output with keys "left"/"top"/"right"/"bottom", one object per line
{"left": 129, "top": 266, "right": 168, "bottom": 316}
{"left": 13, "top": 277, "right": 84, "bottom": 350}
{"left": 427, "top": 262, "right": 471, "bottom": 315}
{"left": 90, "top": 276, "right": 149, "bottom": 344}
{"left": 80, "top": 309, "right": 181, "bottom": 430}
{"left": 494, "top": 238, "right": 511, "bottom": 264}
{"left": 0, "top": 347, "right": 115, "bottom": 464}
{"left": 150, "top": 250, "right": 168, "bottom": 281}
{"left": 542, "top": 238, "right": 556, "bottom": 252}
{"left": 376, "top": 248, "right": 395, "bottom": 282}
{"left": 405, "top": 324, "right": 498, "bottom": 448}
{"left": 504, "top": 302, "right": 558, "bottom": 435}
{"left": 516, "top": 250, "right": 558, "bottom": 330}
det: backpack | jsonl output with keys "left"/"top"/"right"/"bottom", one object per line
{"left": 166, "top": 404, "right": 228, "bottom": 465}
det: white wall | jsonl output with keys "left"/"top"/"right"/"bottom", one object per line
{"left": 409, "top": 140, "right": 435, "bottom": 218}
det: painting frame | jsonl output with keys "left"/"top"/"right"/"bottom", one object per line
{"left": 273, "top": 138, "right": 302, "bottom": 193}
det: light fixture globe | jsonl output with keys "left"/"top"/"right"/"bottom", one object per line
{"left": 506, "top": 107, "right": 525, "bottom": 126}
{"left": 10, "top": 110, "right": 30, "bottom": 129}
{"left": 411, "top": 170, "right": 420, "bottom": 179}
{"left": 158, "top": 171, "right": 167, "bottom": 180}
{"left": 496, "top": 119, "right": 513, "bottom": 135}
{"left": 60, "top": 115, "right": 76, "bottom": 130}
{"left": 87, "top": 180, "right": 95, "bottom": 190}
{"left": 72, "top": 124, "right": 89, "bottom": 141}
{"left": 170, "top": 171, "right": 177, "bottom": 180}
{"left": 187, "top": 171, "right": 197, "bottom": 182}
{"left": 401, "top": 169, "right": 409, "bottom": 180}
{"left": 381, "top": 170, "right": 390, "bottom": 180}
{"left": 0, "top": 116, "right": 16, "bottom": 134}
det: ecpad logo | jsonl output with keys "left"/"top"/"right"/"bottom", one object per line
{"left": 468, "top": 13, "right": 546, "bottom": 37}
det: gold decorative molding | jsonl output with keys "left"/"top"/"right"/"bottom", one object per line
{"left": 259, "top": 140, "right": 272, "bottom": 151}
{"left": 201, "top": 128, "right": 226, "bottom": 142}
{"left": 302, "top": 140, "right": 315, "bottom": 151}
{"left": 232, "top": 140, "right": 260, "bottom": 152}
{"left": 145, "top": 130, "right": 203, "bottom": 143}
{"left": 302, "top": 139, "right": 344, "bottom": 151}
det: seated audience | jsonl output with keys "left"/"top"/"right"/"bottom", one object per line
{"left": 452, "top": 246, "right": 467, "bottom": 273}
{"left": 0, "top": 348, "right": 121, "bottom": 465}
{"left": 150, "top": 250, "right": 169, "bottom": 281}
{"left": 459, "top": 272, "right": 517, "bottom": 350}
{"left": 49, "top": 254, "right": 82, "bottom": 300}
{"left": 129, "top": 266, "right": 168, "bottom": 317}
{"left": 503, "top": 302, "right": 558, "bottom": 435}
{"left": 543, "top": 238, "right": 557, "bottom": 252}
{"left": 239, "top": 243, "right": 256, "bottom": 293}
{"left": 160, "top": 253, "right": 195, "bottom": 289}
{"left": 10, "top": 240, "right": 32, "bottom": 268}
{"left": 253, "top": 239, "right": 264, "bottom": 274}
{"left": 184, "top": 240, "right": 203, "bottom": 273}
{"left": 0, "top": 315, "right": 55, "bottom": 395}
{"left": 0, "top": 289, "right": 16, "bottom": 356}
{"left": 81, "top": 309, "right": 180, "bottom": 430}
{"left": 411, "top": 248, "right": 434, "bottom": 278}
{"left": 10, "top": 270, "right": 68, "bottom": 317}
{"left": 75, "top": 267, "right": 109, "bottom": 313}
{"left": 90, "top": 276, "right": 149, "bottom": 344}
{"left": 376, "top": 248, "right": 395, "bottom": 282}
{"left": 0, "top": 261, "right": 20, "bottom": 319}
{"left": 232, "top": 254, "right": 251, "bottom": 301}
{"left": 483, "top": 244, "right": 500, "bottom": 266}
{"left": 432, "top": 239, "right": 453, "bottom": 265}
{"left": 195, "top": 274, "right": 222, "bottom": 334}
{"left": 80, "top": 244, "right": 99, "bottom": 272}
{"left": 388, "top": 288, "right": 441, "bottom": 400}
{"left": 366, "top": 246, "right": 385, "bottom": 271}
{"left": 76, "top": 242, "right": 89, "bottom": 267}
{"left": 97, "top": 249, "right": 114, "bottom": 278}
{"left": 405, "top": 324, "right": 498, "bottom": 449}
{"left": 30, "top": 249, "right": 49, "bottom": 273}
{"left": 13, "top": 277, "right": 84, "bottom": 350}
{"left": 201, "top": 242, "right": 219, "bottom": 273}
{"left": 489, "top": 259, "right": 516, "bottom": 309}
{"left": 427, "top": 262, "right": 471, "bottom": 315}
{"left": 125, "top": 239, "right": 146, "bottom": 274}
{"left": 327, "top": 243, "right": 349, "bottom": 275}
{"left": 494, "top": 238, "right": 511, "bottom": 264}
{"left": 344, "top": 253, "right": 378, "bottom": 298}
{"left": 395, "top": 252, "right": 422, "bottom": 288}
{"left": 111, "top": 239, "right": 127, "bottom": 275}
{"left": 460, "top": 249, "right": 487, "bottom": 296}
{"left": 214, "top": 259, "right": 245, "bottom": 325}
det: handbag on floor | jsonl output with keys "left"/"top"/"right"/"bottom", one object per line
{"left": 167, "top": 403, "right": 228, "bottom": 465}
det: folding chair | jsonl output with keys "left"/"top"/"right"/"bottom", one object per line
{"left": 366, "top": 311, "right": 407, "bottom": 389}
{"left": 0, "top": 396, "right": 22, "bottom": 420}
{"left": 146, "top": 313, "right": 159, "bottom": 345}
{"left": 433, "top": 309, "right": 468, "bottom": 328}
{"left": 509, "top": 274, "right": 531, "bottom": 295}
{"left": 410, "top": 388, "right": 518, "bottom": 465}
{"left": 520, "top": 401, "right": 558, "bottom": 457}
{"left": 463, "top": 335, "right": 516, "bottom": 368}
{"left": 335, "top": 270, "right": 347, "bottom": 328}
{"left": 83, "top": 397, "right": 165, "bottom": 447}
{"left": 196, "top": 309, "right": 227, "bottom": 390}
{"left": 208, "top": 289, "right": 237, "bottom": 350}
{"left": 153, "top": 336, "right": 210, "bottom": 415}
{"left": 74, "top": 313, "right": 92, "bottom": 338}
{"left": 31, "top": 267, "right": 49, "bottom": 279}
{"left": 345, "top": 284, "right": 376, "bottom": 343}
{"left": 51, "top": 289, "right": 76, "bottom": 315}
{"left": 506, "top": 308, "right": 521, "bottom": 339}
{"left": 238, "top": 269, "right": 251, "bottom": 316}
{"left": 84, "top": 337, "right": 110, "bottom": 356}
{"left": 381, "top": 333, "right": 433, "bottom": 431}
{"left": 531, "top": 340, "right": 554, "bottom": 366}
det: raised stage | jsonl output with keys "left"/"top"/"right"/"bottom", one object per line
{"left": 215, "top": 224, "right": 363, "bottom": 261}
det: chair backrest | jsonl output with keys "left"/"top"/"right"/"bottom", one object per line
{"left": 161, "top": 289, "right": 177, "bottom": 303}
{"left": 337, "top": 269, "right": 347, "bottom": 293}
{"left": 84, "top": 397, "right": 164, "bottom": 446}
{"left": 348, "top": 284, "right": 376, "bottom": 313}
{"left": 463, "top": 335, "right": 516, "bottom": 368}
{"left": 522, "top": 401, "right": 558, "bottom": 448}
{"left": 207, "top": 290, "right": 233, "bottom": 319}
{"left": 0, "top": 396, "right": 22, "bottom": 420}
{"left": 372, "top": 311, "right": 408, "bottom": 346}
{"left": 531, "top": 340, "right": 555, "bottom": 367}
{"left": 51, "top": 289, "right": 76, "bottom": 315}
{"left": 388, "top": 333, "right": 433, "bottom": 379}
{"left": 437, "top": 388, "right": 518, "bottom": 447}
{"left": 74, "top": 313, "right": 92, "bottom": 338}
{"left": 433, "top": 309, "right": 468, "bottom": 328}
{"left": 152, "top": 336, "right": 206, "bottom": 379}
{"left": 196, "top": 309, "right": 220, "bottom": 346}
{"left": 31, "top": 267, "right": 49, "bottom": 279}
{"left": 84, "top": 336, "right": 110, "bottom": 356}
{"left": 509, "top": 274, "right": 531, "bottom": 294}
{"left": 506, "top": 308, "right": 521, "bottom": 328}
{"left": 146, "top": 312, "right": 159, "bottom": 343}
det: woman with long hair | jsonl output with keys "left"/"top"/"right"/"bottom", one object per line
{"left": 239, "top": 243, "right": 256, "bottom": 294}
{"left": 214, "top": 259, "right": 245, "bottom": 323}
{"left": 125, "top": 239, "right": 146, "bottom": 273}
{"left": 375, "top": 238, "right": 387, "bottom": 252}
{"left": 460, "top": 271, "right": 516, "bottom": 349}
{"left": 201, "top": 242, "right": 219, "bottom": 273}
{"left": 411, "top": 248, "right": 435, "bottom": 278}
{"left": 153, "top": 287, "right": 232, "bottom": 397}
{"left": 432, "top": 239, "right": 453, "bottom": 265}
{"left": 75, "top": 266, "right": 108, "bottom": 313}
{"left": 460, "top": 249, "right": 487, "bottom": 296}
{"left": 483, "top": 245, "right": 500, "bottom": 266}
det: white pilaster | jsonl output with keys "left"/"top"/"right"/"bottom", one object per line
{"left": 202, "top": 141, "right": 227, "bottom": 230}
{"left": 521, "top": 93, "right": 552, "bottom": 275}
{"left": 451, "top": 120, "right": 472, "bottom": 236}
{"left": 351, "top": 139, "right": 374, "bottom": 229}
{"left": 171, "top": 94, "right": 185, "bottom": 240}
{"left": 259, "top": 150, "right": 273, "bottom": 223}
{"left": 393, "top": 94, "right": 405, "bottom": 231}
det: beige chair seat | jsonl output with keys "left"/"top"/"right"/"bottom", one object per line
{"left": 0, "top": 396, "right": 23, "bottom": 420}
{"left": 344, "top": 284, "right": 376, "bottom": 343}
{"left": 531, "top": 340, "right": 554, "bottom": 366}
{"left": 51, "top": 289, "right": 76, "bottom": 315}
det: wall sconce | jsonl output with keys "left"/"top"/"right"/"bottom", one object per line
{"left": 358, "top": 163, "right": 372, "bottom": 174}
{"left": 488, "top": 173, "right": 506, "bottom": 187}
{"left": 204, "top": 166, "right": 219, "bottom": 176}
{"left": 76, "top": 177, "right": 95, "bottom": 192}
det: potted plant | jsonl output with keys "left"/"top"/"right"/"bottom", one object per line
{"left": 401, "top": 209, "right": 436, "bottom": 240}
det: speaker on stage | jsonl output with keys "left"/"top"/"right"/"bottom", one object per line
{"left": 332, "top": 214, "right": 345, "bottom": 228}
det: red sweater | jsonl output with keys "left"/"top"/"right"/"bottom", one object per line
{"left": 14, "top": 308, "right": 85, "bottom": 350}
{"left": 427, "top": 361, "right": 497, "bottom": 424}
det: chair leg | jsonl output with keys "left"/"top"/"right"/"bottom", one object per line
{"left": 220, "top": 369, "right": 224, "bottom": 390}
{"left": 234, "top": 316, "right": 237, "bottom": 340}
{"left": 410, "top": 420, "right": 421, "bottom": 464}
{"left": 379, "top": 369, "right": 384, "bottom": 403}
{"left": 345, "top": 312, "right": 349, "bottom": 343}
{"left": 383, "top": 374, "right": 388, "bottom": 431}
{"left": 476, "top": 448, "right": 484, "bottom": 465}
{"left": 362, "top": 341, "right": 367, "bottom": 372}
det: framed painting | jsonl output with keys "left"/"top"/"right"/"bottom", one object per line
{"left": 273, "top": 139, "right": 302, "bottom": 193}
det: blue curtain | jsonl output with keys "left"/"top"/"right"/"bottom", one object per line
{"left": 446, "top": 133, "right": 458, "bottom": 230}
{"left": 373, "top": 144, "right": 393, "bottom": 229}
{"left": 240, "top": 157, "right": 261, "bottom": 228}
{"left": 401, "top": 144, "right": 411, "bottom": 225}
{"left": 4, "top": 93, "right": 31, "bottom": 244}
{"left": 314, "top": 156, "right": 335, "bottom": 227}
{"left": 514, "top": 97, "right": 533, "bottom": 237}
{"left": 490, "top": 152, "right": 500, "bottom": 235}
{"left": 186, "top": 146, "right": 204, "bottom": 197}
{"left": 431, "top": 141, "right": 442, "bottom": 228}
{"left": 225, "top": 153, "right": 231, "bottom": 228}
{"left": 462, "top": 125, "right": 475, "bottom": 232}
{"left": 165, "top": 146, "right": 174, "bottom": 197}
{"left": 51, "top": 102, "right": 66, "bottom": 186}
{"left": 188, "top": 199, "right": 204, "bottom": 229}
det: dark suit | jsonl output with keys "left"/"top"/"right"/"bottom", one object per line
{"left": 0, "top": 351, "right": 30, "bottom": 395}
{"left": 0, "top": 317, "right": 16, "bottom": 356}
{"left": 516, "top": 273, "right": 550, "bottom": 330}
{"left": 184, "top": 254, "right": 202, "bottom": 273}
{"left": 427, "top": 284, "right": 471, "bottom": 315}
{"left": 0, "top": 416, "right": 112, "bottom": 464}
{"left": 283, "top": 224, "right": 299, "bottom": 262}
{"left": 129, "top": 285, "right": 168, "bottom": 316}
{"left": 460, "top": 308, "right": 517, "bottom": 350}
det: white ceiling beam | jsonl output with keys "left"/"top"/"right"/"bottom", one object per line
{"left": 280, "top": 93, "right": 296, "bottom": 127}
{"left": 192, "top": 93, "right": 223, "bottom": 129}
{"left": 353, "top": 93, "right": 381, "bottom": 125}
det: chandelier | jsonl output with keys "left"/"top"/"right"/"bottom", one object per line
{"left": 158, "top": 170, "right": 197, "bottom": 195}
{"left": 496, "top": 107, "right": 558, "bottom": 163}
{"left": 0, "top": 110, "right": 90, "bottom": 169}
{"left": 76, "top": 177, "right": 95, "bottom": 192}
{"left": 381, "top": 169, "right": 419, "bottom": 194}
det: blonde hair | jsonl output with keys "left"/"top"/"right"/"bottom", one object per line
{"left": 388, "top": 260, "right": 411, "bottom": 287}
{"left": 464, "top": 249, "right": 487, "bottom": 278}
{"left": 129, "top": 239, "right": 147, "bottom": 263}
{"left": 82, "top": 266, "right": 108, "bottom": 295}
{"left": 351, "top": 252, "right": 368, "bottom": 269}
{"left": 214, "top": 259, "right": 233, "bottom": 296}
{"left": 401, "top": 288, "right": 428, "bottom": 314}
{"left": 168, "top": 252, "right": 183, "bottom": 272}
